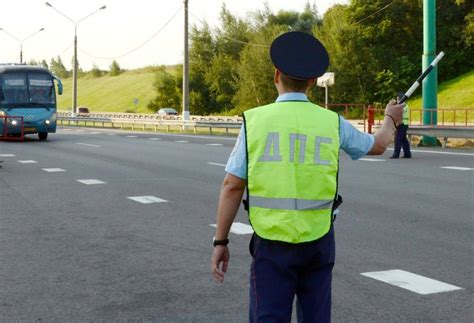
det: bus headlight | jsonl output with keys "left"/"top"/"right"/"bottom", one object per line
{"left": 45, "top": 120, "right": 51, "bottom": 125}
{"left": 0, "top": 110, "right": 5, "bottom": 116}
{"left": 11, "top": 120, "right": 18, "bottom": 126}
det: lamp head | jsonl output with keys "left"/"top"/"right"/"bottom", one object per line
{"left": 45, "top": 2, "right": 52, "bottom": 7}
{"left": 100, "top": 5, "right": 106, "bottom": 10}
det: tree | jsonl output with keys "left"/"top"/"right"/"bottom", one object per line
{"left": 40, "top": 59, "right": 49, "bottom": 69}
{"left": 90, "top": 64, "right": 102, "bottom": 78}
{"left": 110, "top": 60, "right": 122, "bottom": 76}
{"left": 49, "top": 56, "right": 69, "bottom": 78}
{"left": 147, "top": 66, "right": 181, "bottom": 111}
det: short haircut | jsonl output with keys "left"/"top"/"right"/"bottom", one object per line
{"left": 280, "top": 72, "right": 312, "bottom": 92}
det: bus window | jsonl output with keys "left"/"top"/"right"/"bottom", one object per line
{"left": 29, "top": 74, "right": 54, "bottom": 104}
{"left": 2, "top": 74, "right": 28, "bottom": 104}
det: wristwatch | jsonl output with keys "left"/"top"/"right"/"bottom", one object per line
{"left": 213, "top": 237, "right": 229, "bottom": 246}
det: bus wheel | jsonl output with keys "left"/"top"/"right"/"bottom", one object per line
{"left": 38, "top": 132, "right": 48, "bottom": 141}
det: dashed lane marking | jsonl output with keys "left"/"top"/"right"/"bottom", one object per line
{"left": 361, "top": 269, "right": 462, "bottom": 295}
{"left": 42, "top": 168, "right": 66, "bottom": 172}
{"left": 77, "top": 179, "right": 106, "bottom": 185}
{"left": 174, "top": 140, "right": 188, "bottom": 143}
{"left": 206, "top": 143, "right": 223, "bottom": 146}
{"left": 441, "top": 166, "right": 474, "bottom": 171}
{"left": 90, "top": 132, "right": 101, "bottom": 134}
{"left": 207, "top": 162, "right": 226, "bottom": 167}
{"left": 76, "top": 142, "right": 101, "bottom": 148}
{"left": 149, "top": 138, "right": 162, "bottom": 141}
{"left": 127, "top": 196, "right": 168, "bottom": 204}
{"left": 359, "top": 158, "right": 385, "bottom": 162}
{"left": 126, "top": 135, "right": 138, "bottom": 138}
{"left": 210, "top": 222, "right": 253, "bottom": 235}
{"left": 18, "top": 160, "right": 38, "bottom": 164}
{"left": 0, "top": 154, "right": 15, "bottom": 157}
{"left": 106, "top": 133, "right": 116, "bottom": 136}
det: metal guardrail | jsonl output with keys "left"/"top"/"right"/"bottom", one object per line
{"left": 57, "top": 115, "right": 242, "bottom": 135}
{"left": 58, "top": 112, "right": 474, "bottom": 141}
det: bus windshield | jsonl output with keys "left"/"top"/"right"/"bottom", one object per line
{"left": 0, "top": 73, "right": 54, "bottom": 106}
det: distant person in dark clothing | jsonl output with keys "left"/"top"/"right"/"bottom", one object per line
{"left": 391, "top": 92, "right": 412, "bottom": 159}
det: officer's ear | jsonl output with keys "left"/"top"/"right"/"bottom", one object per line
{"left": 274, "top": 69, "right": 281, "bottom": 85}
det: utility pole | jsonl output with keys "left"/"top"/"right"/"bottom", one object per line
{"left": 422, "top": 0, "right": 438, "bottom": 146}
{"left": 182, "top": 0, "right": 190, "bottom": 121}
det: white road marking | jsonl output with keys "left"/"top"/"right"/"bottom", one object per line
{"left": 207, "top": 162, "right": 226, "bottom": 167}
{"left": 18, "top": 160, "right": 37, "bottom": 164}
{"left": 388, "top": 148, "right": 474, "bottom": 157}
{"left": 107, "top": 133, "right": 116, "bottom": 136}
{"left": 90, "top": 132, "right": 101, "bottom": 134}
{"left": 441, "top": 166, "right": 473, "bottom": 171}
{"left": 174, "top": 140, "right": 188, "bottom": 143}
{"left": 77, "top": 179, "right": 106, "bottom": 185}
{"left": 206, "top": 143, "right": 223, "bottom": 146}
{"left": 359, "top": 158, "right": 385, "bottom": 162}
{"left": 127, "top": 196, "right": 168, "bottom": 204}
{"left": 0, "top": 154, "right": 15, "bottom": 157}
{"left": 42, "top": 168, "right": 66, "bottom": 172}
{"left": 126, "top": 135, "right": 138, "bottom": 138}
{"left": 149, "top": 138, "right": 162, "bottom": 141}
{"left": 211, "top": 222, "right": 254, "bottom": 235}
{"left": 76, "top": 142, "right": 101, "bottom": 148}
{"left": 361, "top": 269, "right": 462, "bottom": 295}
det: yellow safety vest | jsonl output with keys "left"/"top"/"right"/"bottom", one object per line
{"left": 244, "top": 101, "right": 340, "bottom": 243}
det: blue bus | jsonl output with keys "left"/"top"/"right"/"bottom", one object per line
{"left": 0, "top": 64, "right": 63, "bottom": 140}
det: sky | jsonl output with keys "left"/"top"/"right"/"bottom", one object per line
{"left": 0, "top": 0, "right": 348, "bottom": 70}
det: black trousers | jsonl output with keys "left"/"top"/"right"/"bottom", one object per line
{"left": 392, "top": 124, "right": 411, "bottom": 158}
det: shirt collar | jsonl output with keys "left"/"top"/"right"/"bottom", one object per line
{"left": 275, "top": 92, "right": 309, "bottom": 102}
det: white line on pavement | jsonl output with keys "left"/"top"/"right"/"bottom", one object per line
{"left": 440, "top": 166, "right": 474, "bottom": 171}
{"left": 90, "top": 132, "right": 101, "bottom": 134}
{"left": 106, "top": 133, "right": 116, "bottom": 136}
{"left": 388, "top": 148, "right": 474, "bottom": 157}
{"left": 0, "top": 154, "right": 15, "bottom": 157}
{"left": 42, "top": 168, "right": 66, "bottom": 172}
{"left": 361, "top": 269, "right": 462, "bottom": 295}
{"left": 76, "top": 142, "right": 101, "bottom": 148}
{"left": 174, "top": 140, "right": 188, "bottom": 143}
{"left": 207, "top": 162, "right": 226, "bottom": 167}
{"left": 211, "top": 222, "right": 253, "bottom": 235}
{"left": 206, "top": 143, "right": 223, "bottom": 146}
{"left": 126, "top": 135, "right": 138, "bottom": 138}
{"left": 127, "top": 196, "right": 168, "bottom": 204}
{"left": 149, "top": 138, "right": 162, "bottom": 141}
{"left": 18, "top": 160, "right": 37, "bottom": 164}
{"left": 77, "top": 179, "right": 106, "bottom": 185}
{"left": 359, "top": 158, "right": 385, "bottom": 162}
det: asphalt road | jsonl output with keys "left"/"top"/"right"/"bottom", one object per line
{"left": 1, "top": 127, "right": 473, "bottom": 322}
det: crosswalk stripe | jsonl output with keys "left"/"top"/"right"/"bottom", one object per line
{"left": 361, "top": 269, "right": 462, "bottom": 295}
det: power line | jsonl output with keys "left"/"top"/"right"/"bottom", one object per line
{"left": 78, "top": 5, "right": 182, "bottom": 60}
{"left": 354, "top": 0, "right": 397, "bottom": 24}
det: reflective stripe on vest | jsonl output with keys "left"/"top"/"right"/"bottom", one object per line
{"left": 244, "top": 101, "right": 340, "bottom": 244}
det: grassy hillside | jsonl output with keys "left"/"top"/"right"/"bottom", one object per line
{"left": 57, "top": 69, "right": 156, "bottom": 114}
{"left": 408, "top": 70, "right": 474, "bottom": 109}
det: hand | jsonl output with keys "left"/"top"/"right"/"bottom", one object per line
{"left": 384, "top": 99, "right": 405, "bottom": 126}
{"left": 211, "top": 245, "right": 230, "bottom": 283}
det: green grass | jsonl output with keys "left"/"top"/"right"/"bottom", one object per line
{"left": 407, "top": 70, "right": 474, "bottom": 124}
{"left": 57, "top": 69, "right": 156, "bottom": 114}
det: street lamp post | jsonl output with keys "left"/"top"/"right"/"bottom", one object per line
{"left": 0, "top": 27, "right": 45, "bottom": 63}
{"left": 45, "top": 2, "right": 106, "bottom": 114}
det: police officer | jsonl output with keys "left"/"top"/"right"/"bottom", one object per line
{"left": 211, "top": 31, "right": 404, "bottom": 322}
{"left": 390, "top": 92, "right": 412, "bottom": 158}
